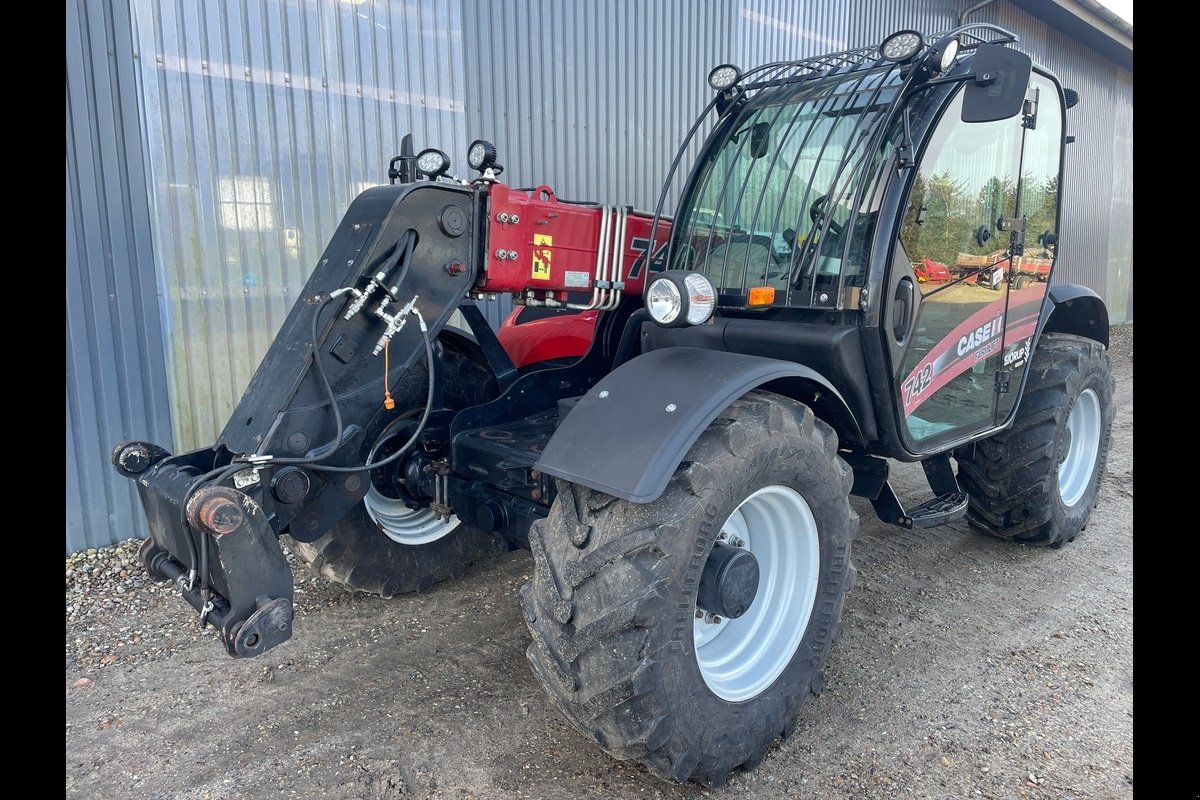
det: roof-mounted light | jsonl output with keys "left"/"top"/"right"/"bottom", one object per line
{"left": 707, "top": 63, "right": 742, "bottom": 91}
{"left": 467, "top": 139, "right": 497, "bottom": 172}
{"left": 880, "top": 30, "right": 924, "bottom": 63}
{"left": 415, "top": 148, "right": 450, "bottom": 179}
{"left": 930, "top": 36, "right": 960, "bottom": 74}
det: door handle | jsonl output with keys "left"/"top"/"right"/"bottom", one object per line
{"left": 893, "top": 278, "right": 914, "bottom": 342}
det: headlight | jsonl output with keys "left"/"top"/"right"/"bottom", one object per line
{"left": 645, "top": 271, "right": 716, "bottom": 327}
{"left": 646, "top": 278, "right": 682, "bottom": 325}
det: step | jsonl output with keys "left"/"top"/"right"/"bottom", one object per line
{"left": 907, "top": 491, "right": 969, "bottom": 528}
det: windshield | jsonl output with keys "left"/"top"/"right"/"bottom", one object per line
{"left": 670, "top": 66, "right": 902, "bottom": 308}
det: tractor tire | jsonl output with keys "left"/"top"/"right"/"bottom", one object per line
{"left": 1014, "top": 274, "right": 1032, "bottom": 290}
{"left": 957, "top": 333, "right": 1114, "bottom": 547}
{"left": 521, "top": 392, "right": 858, "bottom": 786}
{"left": 289, "top": 332, "right": 507, "bottom": 597}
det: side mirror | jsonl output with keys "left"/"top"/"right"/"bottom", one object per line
{"left": 962, "top": 43, "right": 1032, "bottom": 123}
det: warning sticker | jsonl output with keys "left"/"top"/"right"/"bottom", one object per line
{"left": 532, "top": 234, "right": 552, "bottom": 281}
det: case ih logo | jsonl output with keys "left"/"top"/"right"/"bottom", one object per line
{"left": 957, "top": 314, "right": 1004, "bottom": 359}
{"left": 901, "top": 287, "right": 1045, "bottom": 416}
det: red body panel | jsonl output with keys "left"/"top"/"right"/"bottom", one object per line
{"left": 497, "top": 308, "right": 600, "bottom": 368}
{"left": 479, "top": 184, "right": 670, "bottom": 299}
{"left": 483, "top": 182, "right": 671, "bottom": 368}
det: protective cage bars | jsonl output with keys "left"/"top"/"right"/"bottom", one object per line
{"left": 646, "top": 25, "right": 1020, "bottom": 310}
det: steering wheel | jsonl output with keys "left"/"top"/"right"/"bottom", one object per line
{"left": 702, "top": 234, "right": 784, "bottom": 283}
{"left": 809, "top": 194, "right": 845, "bottom": 237}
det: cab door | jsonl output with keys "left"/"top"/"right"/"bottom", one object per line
{"left": 994, "top": 74, "right": 1062, "bottom": 423}
{"left": 890, "top": 83, "right": 1030, "bottom": 451}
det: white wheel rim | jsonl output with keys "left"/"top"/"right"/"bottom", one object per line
{"left": 363, "top": 485, "right": 461, "bottom": 545}
{"left": 694, "top": 485, "right": 821, "bottom": 702}
{"left": 1058, "top": 387, "right": 1101, "bottom": 508}
{"left": 362, "top": 420, "right": 461, "bottom": 546}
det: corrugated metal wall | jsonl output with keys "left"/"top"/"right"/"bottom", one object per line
{"left": 128, "top": 0, "right": 474, "bottom": 450}
{"left": 1103, "top": 67, "right": 1132, "bottom": 322}
{"left": 67, "top": 0, "right": 174, "bottom": 553}
{"left": 463, "top": 0, "right": 736, "bottom": 212}
{"left": 66, "top": 0, "right": 1131, "bottom": 551}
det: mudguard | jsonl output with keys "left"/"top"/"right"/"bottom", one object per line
{"left": 1040, "top": 283, "right": 1109, "bottom": 347}
{"left": 534, "top": 347, "right": 849, "bottom": 503}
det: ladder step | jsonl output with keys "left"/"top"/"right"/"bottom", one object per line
{"left": 907, "top": 492, "right": 969, "bottom": 528}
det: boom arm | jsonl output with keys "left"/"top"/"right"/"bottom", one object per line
{"left": 112, "top": 173, "right": 666, "bottom": 658}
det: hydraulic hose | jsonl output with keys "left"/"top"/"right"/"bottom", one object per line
{"left": 302, "top": 292, "right": 347, "bottom": 462}
{"left": 262, "top": 232, "right": 417, "bottom": 469}
{"left": 309, "top": 307, "right": 435, "bottom": 474}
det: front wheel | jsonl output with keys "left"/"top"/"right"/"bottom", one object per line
{"left": 289, "top": 332, "right": 507, "bottom": 597}
{"left": 521, "top": 392, "right": 857, "bottom": 785}
{"left": 958, "top": 333, "right": 1115, "bottom": 546}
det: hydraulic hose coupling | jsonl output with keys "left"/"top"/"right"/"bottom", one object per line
{"left": 323, "top": 285, "right": 374, "bottom": 321}
{"left": 341, "top": 286, "right": 372, "bottom": 320}
{"left": 372, "top": 295, "right": 420, "bottom": 356}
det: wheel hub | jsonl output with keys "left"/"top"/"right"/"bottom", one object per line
{"left": 696, "top": 541, "right": 759, "bottom": 620}
{"left": 693, "top": 485, "right": 821, "bottom": 702}
{"left": 363, "top": 486, "right": 461, "bottom": 545}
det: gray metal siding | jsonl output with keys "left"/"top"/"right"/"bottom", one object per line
{"left": 1103, "top": 67, "right": 1132, "bottom": 322}
{"left": 463, "top": 0, "right": 737, "bottom": 212}
{"left": 737, "top": 0, "right": 854, "bottom": 60}
{"left": 67, "top": 0, "right": 174, "bottom": 553}
{"left": 128, "top": 0, "right": 471, "bottom": 450}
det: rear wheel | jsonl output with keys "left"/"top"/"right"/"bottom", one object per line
{"left": 521, "top": 392, "right": 857, "bottom": 785}
{"left": 289, "top": 333, "right": 507, "bottom": 597}
{"left": 958, "top": 333, "right": 1114, "bottom": 546}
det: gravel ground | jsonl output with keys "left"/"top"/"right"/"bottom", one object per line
{"left": 66, "top": 323, "right": 1132, "bottom": 799}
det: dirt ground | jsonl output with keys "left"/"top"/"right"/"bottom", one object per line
{"left": 66, "top": 324, "right": 1132, "bottom": 800}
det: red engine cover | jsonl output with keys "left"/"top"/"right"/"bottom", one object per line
{"left": 497, "top": 307, "right": 601, "bottom": 368}
{"left": 478, "top": 183, "right": 670, "bottom": 301}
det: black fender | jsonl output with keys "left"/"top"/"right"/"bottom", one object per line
{"left": 1039, "top": 283, "right": 1109, "bottom": 347}
{"left": 533, "top": 347, "right": 857, "bottom": 504}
